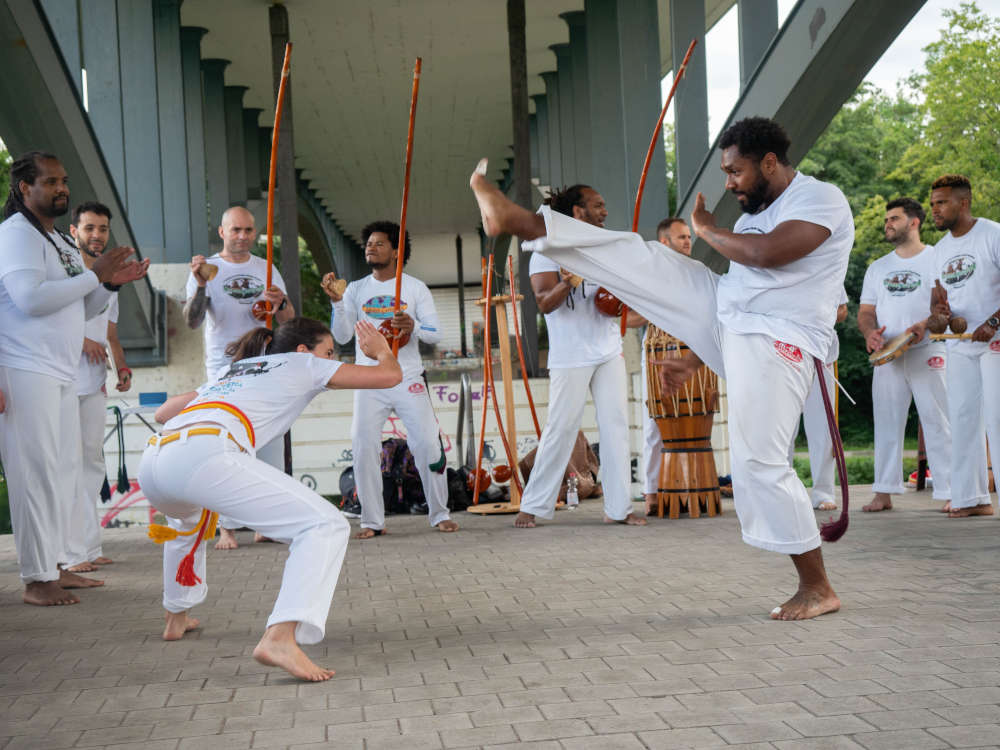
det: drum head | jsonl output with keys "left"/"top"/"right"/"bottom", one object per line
{"left": 869, "top": 331, "right": 915, "bottom": 366}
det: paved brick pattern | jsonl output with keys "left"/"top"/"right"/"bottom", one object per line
{"left": 2, "top": 486, "right": 999, "bottom": 749}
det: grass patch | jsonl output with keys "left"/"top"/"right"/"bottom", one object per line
{"left": 794, "top": 455, "right": 918, "bottom": 487}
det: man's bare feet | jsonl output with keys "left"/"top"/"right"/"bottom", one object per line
{"left": 644, "top": 493, "right": 658, "bottom": 516}
{"left": 436, "top": 520, "right": 459, "bottom": 532}
{"left": 940, "top": 500, "right": 952, "bottom": 513}
{"left": 815, "top": 501, "right": 837, "bottom": 511}
{"left": 215, "top": 527, "right": 239, "bottom": 550}
{"left": 604, "top": 512, "right": 648, "bottom": 526}
{"left": 469, "top": 159, "right": 545, "bottom": 239}
{"left": 948, "top": 503, "right": 994, "bottom": 518}
{"left": 253, "top": 533, "right": 276, "bottom": 543}
{"left": 862, "top": 493, "right": 893, "bottom": 512}
{"left": 23, "top": 581, "right": 79, "bottom": 606}
{"left": 58, "top": 569, "right": 104, "bottom": 589}
{"left": 64, "top": 561, "right": 98, "bottom": 573}
{"left": 513, "top": 512, "right": 536, "bottom": 528}
{"left": 163, "top": 610, "right": 201, "bottom": 641}
{"left": 253, "top": 622, "right": 335, "bottom": 682}
{"left": 93, "top": 556, "right": 114, "bottom": 565}
{"left": 355, "top": 528, "right": 386, "bottom": 540}
{"left": 770, "top": 586, "right": 841, "bottom": 620}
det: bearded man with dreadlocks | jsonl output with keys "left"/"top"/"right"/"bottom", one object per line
{"left": 513, "top": 185, "right": 647, "bottom": 529}
{"left": 0, "top": 151, "right": 148, "bottom": 606}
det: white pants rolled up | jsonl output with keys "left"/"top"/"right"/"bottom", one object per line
{"left": 0, "top": 367, "right": 79, "bottom": 582}
{"left": 352, "top": 376, "right": 451, "bottom": 530}
{"left": 947, "top": 347, "right": 1000, "bottom": 509}
{"left": 871, "top": 343, "right": 951, "bottom": 499}
{"left": 724, "top": 329, "right": 820, "bottom": 555}
{"left": 64, "top": 390, "right": 107, "bottom": 566}
{"left": 138, "top": 430, "right": 350, "bottom": 644}
{"left": 519, "top": 355, "right": 632, "bottom": 521}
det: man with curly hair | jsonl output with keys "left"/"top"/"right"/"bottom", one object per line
{"left": 470, "top": 117, "right": 853, "bottom": 620}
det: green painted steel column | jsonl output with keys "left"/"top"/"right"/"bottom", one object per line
{"left": 200, "top": 58, "right": 230, "bottom": 245}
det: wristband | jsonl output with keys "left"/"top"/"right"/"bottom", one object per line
{"left": 103, "top": 282, "right": 123, "bottom": 292}
{"left": 278, "top": 297, "right": 288, "bottom": 311}
{"left": 118, "top": 367, "right": 132, "bottom": 379}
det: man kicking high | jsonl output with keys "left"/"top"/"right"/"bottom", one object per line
{"left": 323, "top": 220, "right": 458, "bottom": 538}
{"left": 470, "top": 117, "right": 852, "bottom": 621}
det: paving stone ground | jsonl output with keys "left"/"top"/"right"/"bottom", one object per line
{"left": 2, "top": 486, "right": 1000, "bottom": 749}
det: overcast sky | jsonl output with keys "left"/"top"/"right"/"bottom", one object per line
{"left": 668, "top": 0, "right": 1000, "bottom": 142}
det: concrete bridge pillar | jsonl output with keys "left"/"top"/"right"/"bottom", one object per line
{"left": 200, "top": 58, "right": 231, "bottom": 243}
{"left": 180, "top": 26, "right": 210, "bottom": 250}
{"left": 670, "top": 0, "right": 709, "bottom": 203}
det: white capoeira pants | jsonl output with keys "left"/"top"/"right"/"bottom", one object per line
{"left": 64, "top": 390, "right": 107, "bottom": 566}
{"left": 353, "top": 375, "right": 450, "bottom": 530}
{"left": 524, "top": 208, "right": 822, "bottom": 553}
{"left": 872, "top": 343, "right": 951, "bottom": 499}
{"left": 138, "top": 430, "right": 350, "bottom": 644}
{"left": 946, "top": 343, "right": 1000, "bottom": 509}
{"left": 787, "top": 361, "right": 837, "bottom": 508}
{"left": 219, "top": 434, "right": 285, "bottom": 531}
{"left": 519, "top": 355, "right": 633, "bottom": 521}
{"left": 640, "top": 344, "right": 661, "bottom": 495}
{"left": 0, "top": 367, "right": 81, "bottom": 582}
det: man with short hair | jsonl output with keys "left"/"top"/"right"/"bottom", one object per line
{"left": 324, "top": 221, "right": 457, "bottom": 538}
{"left": 641, "top": 218, "right": 691, "bottom": 515}
{"left": 912, "top": 175, "right": 1000, "bottom": 518}
{"left": 859, "top": 198, "right": 951, "bottom": 513}
{"left": 0, "top": 151, "right": 147, "bottom": 606}
{"left": 184, "top": 205, "right": 295, "bottom": 548}
{"left": 470, "top": 116, "right": 852, "bottom": 620}
{"left": 63, "top": 202, "right": 132, "bottom": 572}
{"left": 514, "top": 185, "right": 646, "bottom": 529}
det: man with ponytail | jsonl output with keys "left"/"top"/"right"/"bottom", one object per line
{"left": 141, "top": 317, "right": 401, "bottom": 681}
{"left": 0, "top": 151, "right": 148, "bottom": 606}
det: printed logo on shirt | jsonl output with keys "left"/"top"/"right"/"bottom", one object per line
{"left": 220, "top": 359, "right": 286, "bottom": 379}
{"left": 882, "top": 270, "right": 921, "bottom": 295}
{"left": 940, "top": 254, "right": 976, "bottom": 288}
{"left": 990, "top": 340, "right": 1000, "bottom": 353}
{"left": 223, "top": 275, "right": 265, "bottom": 302}
{"left": 927, "top": 356, "right": 945, "bottom": 370}
{"left": 408, "top": 382, "right": 425, "bottom": 394}
{"left": 773, "top": 340, "right": 803, "bottom": 365}
{"left": 362, "top": 294, "right": 408, "bottom": 319}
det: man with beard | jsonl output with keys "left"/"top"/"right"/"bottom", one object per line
{"left": 469, "top": 117, "right": 853, "bottom": 620}
{"left": 184, "top": 205, "right": 295, "bottom": 549}
{"left": 62, "top": 202, "right": 133, "bottom": 572}
{"left": 913, "top": 175, "right": 1000, "bottom": 518}
{"left": 514, "top": 186, "right": 646, "bottom": 529}
{"left": 323, "top": 220, "right": 458, "bottom": 538}
{"left": 0, "top": 151, "right": 147, "bottom": 606}
{"left": 859, "top": 198, "right": 951, "bottom": 513}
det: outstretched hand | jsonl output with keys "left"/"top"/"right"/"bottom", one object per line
{"left": 355, "top": 320, "right": 392, "bottom": 360}
{"left": 690, "top": 192, "right": 716, "bottom": 239}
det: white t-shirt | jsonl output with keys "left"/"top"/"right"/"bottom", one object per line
{"left": 529, "top": 251, "right": 621, "bottom": 369}
{"left": 0, "top": 213, "right": 97, "bottom": 382}
{"left": 860, "top": 245, "right": 938, "bottom": 350}
{"left": 933, "top": 218, "right": 1000, "bottom": 353}
{"left": 330, "top": 273, "right": 442, "bottom": 382}
{"left": 825, "top": 286, "right": 849, "bottom": 363}
{"left": 163, "top": 352, "right": 341, "bottom": 453}
{"left": 717, "top": 173, "right": 854, "bottom": 361}
{"left": 76, "top": 294, "right": 119, "bottom": 396}
{"left": 184, "top": 254, "right": 287, "bottom": 378}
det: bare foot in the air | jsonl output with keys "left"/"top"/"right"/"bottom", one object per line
{"left": 470, "top": 159, "right": 502, "bottom": 236}
{"left": 215, "top": 527, "right": 239, "bottom": 549}
{"left": 163, "top": 611, "right": 200, "bottom": 641}
{"left": 940, "top": 500, "right": 952, "bottom": 513}
{"left": 514, "top": 512, "right": 536, "bottom": 528}
{"left": 436, "top": 520, "right": 459, "bottom": 533}
{"left": 253, "top": 622, "right": 335, "bottom": 682}
{"left": 469, "top": 159, "right": 545, "bottom": 240}
{"left": 770, "top": 586, "right": 841, "bottom": 621}
{"left": 64, "top": 561, "right": 98, "bottom": 573}
{"left": 604, "top": 512, "right": 647, "bottom": 526}
{"left": 355, "top": 528, "right": 386, "bottom": 540}
{"left": 23, "top": 581, "right": 79, "bottom": 606}
{"left": 58, "top": 569, "right": 104, "bottom": 588}
{"left": 949, "top": 503, "right": 994, "bottom": 518}
{"left": 93, "top": 556, "right": 114, "bottom": 565}
{"left": 862, "top": 493, "right": 893, "bottom": 512}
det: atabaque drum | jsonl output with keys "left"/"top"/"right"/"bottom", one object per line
{"left": 645, "top": 325, "right": 721, "bottom": 518}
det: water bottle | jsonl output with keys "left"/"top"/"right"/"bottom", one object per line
{"left": 566, "top": 473, "right": 579, "bottom": 508}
